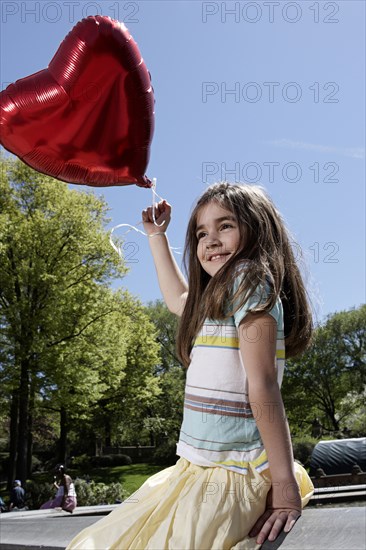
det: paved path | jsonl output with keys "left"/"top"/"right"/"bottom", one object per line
{"left": 0, "top": 506, "right": 365, "bottom": 549}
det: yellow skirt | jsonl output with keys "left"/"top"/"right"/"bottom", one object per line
{"left": 67, "top": 458, "right": 314, "bottom": 550}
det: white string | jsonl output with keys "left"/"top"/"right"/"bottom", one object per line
{"left": 109, "top": 178, "right": 181, "bottom": 259}
{"left": 151, "top": 177, "right": 166, "bottom": 227}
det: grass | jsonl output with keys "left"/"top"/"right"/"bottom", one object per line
{"left": 80, "top": 463, "right": 168, "bottom": 494}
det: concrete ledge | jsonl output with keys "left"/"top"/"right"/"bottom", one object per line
{"left": 0, "top": 506, "right": 365, "bottom": 549}
{"left": 0, "top": 506, "right": 117, "bottom": 550}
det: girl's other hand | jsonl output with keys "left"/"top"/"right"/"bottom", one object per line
{"left": 249, "top": 479, "right": 302, "bottom": 545}
{"left": 142, "top": 200, "right": 171, "bottom": 236}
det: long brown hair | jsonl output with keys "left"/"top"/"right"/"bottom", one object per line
{"left": 176, "top": 182, "right": 314, "bottom": 368}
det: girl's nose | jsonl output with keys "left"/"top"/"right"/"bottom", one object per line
{"left": 205, "top": 234, "right": 221, "bottom": 248}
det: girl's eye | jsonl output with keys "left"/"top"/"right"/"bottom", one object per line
{"left": 221, "top": 223, "right": 233, "bottom": 230}
{"left": 197, "top": 232, "right": 207, "bottom": 240}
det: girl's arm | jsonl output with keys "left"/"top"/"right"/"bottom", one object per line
{"left": 239, "top": 312, "right": 301, "bottom": 545}
{"left": 142, "top": 200, "right": 188, "bottom": 316}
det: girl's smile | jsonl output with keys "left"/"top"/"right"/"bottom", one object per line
{"left": 196, "top": 202, "right": 241, "bottom": 277}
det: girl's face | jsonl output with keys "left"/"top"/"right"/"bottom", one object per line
{"left": 195, "top": 201, "right": 241, "bottom": 277}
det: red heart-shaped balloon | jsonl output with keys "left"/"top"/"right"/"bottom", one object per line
{"left": 0, "top": 16, "right": 154, "bottom": 187}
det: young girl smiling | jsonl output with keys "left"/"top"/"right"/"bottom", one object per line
{"left": 67, "top": 182, "right": 314, "bottom": 550}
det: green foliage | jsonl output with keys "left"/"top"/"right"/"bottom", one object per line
{"left": 71, "top": 454, "right": 92, "bottom": 470}
{"left": 87, "top": 298, "right": 162, "bottom": 448}
{"left": 31, "top": 405, "right": 59, "bottom": 451}
{"left": 292, "top": 437, "right": 318, "bottom": 468}
{"left": 1, "top": 463, "right": 168, "bottom": 509}
{"left": 30, "top": 455, "right": 42, "bottom": 473}
{"left": 152, "top": 439, "right": 179, "bottom": 466}
{"left": 145, "top": 299, "right": 180, "bottom": 373}
{"left": 22, "top": 478, "right": 129, "bottom": 509}
{"left": 24, "top": 480, "right": 54, "bottom": 510}
{"left": 74, "top": 479, "right": 128, "bottom": 506}
{"left": 0, "top": 156, "right": 157, "bottom": 478}
{"left": 142, "top": 301, "right": 185, "bottom": 449}
{"left": 0, "top": 160, "right": 184, "bottom": 475}
{"left": 154, "top": 366, "right": 185, "bottom": 437}
{"left": 283, "top": 305, "right": 366, "bottom": 436}
{"left": 90, "top": 455, "right": 132, "bottom": 467}
{"left": 337, "top": 387, "right": 366, "bottom": 436}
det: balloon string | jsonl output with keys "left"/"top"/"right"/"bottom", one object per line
{"left": 109, "top": 178, "right": 181, "bottom": 259}
{"left": 151, "top": 177, "right": 165, "bottom": 227}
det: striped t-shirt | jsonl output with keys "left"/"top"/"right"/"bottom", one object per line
{"left": 176, "top": 266, "right": 285, "bottom": 475}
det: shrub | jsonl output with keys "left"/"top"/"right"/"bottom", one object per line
{"left": 24, "top": 479, "right": 129, "bottom": 509}
{"left": 31, "top": 455, "right": 42, "bottom": 473}
{"left": 90, "top": 454, "right": 132, "bottom": 467}
{"left": 152, "top": 440, "right": 178, "bottom": 466}
{"left": 292, "top": 437, "right": 318, "bottom": 468}
{"left": 91, "top": 455, "right": 113, "bottom": 467}
{"left": 25, "top": 480, "right": 54, "bottom": 510}
{"left": 74, "top": 479, "right": 128, "bottom": 506}
{"left": 71, "top": 454, "right": 92, "bottom": 470}
{"left": 111, "top": 454, "right": 132, "bottom": 466}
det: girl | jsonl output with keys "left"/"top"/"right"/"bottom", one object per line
{"left": 55, "top": 464, "right": 77, "bottom": 513}
{"left": 67, "top": 182, "right": 314, "bottom": 550}
{"left": 40, "top": 465, "right": 77, "bottom": 512}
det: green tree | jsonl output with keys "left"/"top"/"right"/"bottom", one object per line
{"left": 38, "top": 289, "right": 134, "bottom": 463}
{"left": 283, "top": 305, "right": 366, "bottom": 437}
{"left": 0, "top": 156, "right": 126, "bottom": 483}
{"left": 145, "top": 300, "right": 181, "bottom": 373}
{"left": 89, "top": 297, "right": 162, "bottom": 450}
{"left": 144, "top": 301, "right": 185, "bottom": 451}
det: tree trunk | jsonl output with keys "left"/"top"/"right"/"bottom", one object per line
{"left": 7, "top": 389, "right": 19, "bottom": 490}
{"left": 59, "top": 406, "right": 68, "bottom": 465}
{"left": 329, "top": 411, "right": 340, "bottom": 432}
{"left": 16, "top": 358, "right": 30, "bottom": 484}
{"left": 104, "top": 415, "right": 111, "bottom": 448}
{"left": 27, "top": 378, "right": 36, "bottom": 477}
{"left": 95, "top": 438, "right": 102, "bottom": 457}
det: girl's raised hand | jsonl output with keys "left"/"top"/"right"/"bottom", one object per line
{"left": 249, "top": 479, "right": 302, "bottom": 545}
{"left": 142, "top": 200, "right": 171, "bottom": 236}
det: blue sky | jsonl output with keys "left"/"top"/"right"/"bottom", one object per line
{"left": 1, "top": 0, "right": 365, "bottom": 325}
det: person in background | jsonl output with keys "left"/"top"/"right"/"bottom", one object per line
{"left": 0, "top": 495, "right": 8, "bottom": 513}
{"left": 41, "top": 465, "right": 77, "bottom": 512}
{"left": 40, "top": 472, "right": 65, "bottom": 510}
{"left": 55, "top": 464, "right": 77, "bottom": 513}
{"left": 9, "top": 480, "right": 27, "bottom": 511}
